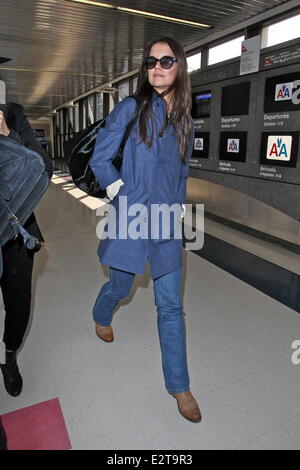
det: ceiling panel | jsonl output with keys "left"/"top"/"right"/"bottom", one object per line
{"left": 0, "top": 0, "right": 295, "bottom": 117}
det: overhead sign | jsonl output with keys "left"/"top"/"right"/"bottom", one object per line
{"left": 240, "top": 35, "right": 261, "bottom": 76}
{"left": 261, "top": 45, "right": 300, "bottom": 70}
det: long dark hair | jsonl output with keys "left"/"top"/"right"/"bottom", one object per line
{"left": 135, "top": 37, "right": 193, "bottom": 162}
{"left": 3, "top": 102, "right": 16, "bottom": 130}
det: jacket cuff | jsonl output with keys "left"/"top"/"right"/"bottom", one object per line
{"left": 106, "top": 178, "right": 124, "bottom": 200}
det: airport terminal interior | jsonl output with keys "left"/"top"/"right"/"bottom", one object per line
{"left": 0, "top": 0, "right": 300, "bottom": 451}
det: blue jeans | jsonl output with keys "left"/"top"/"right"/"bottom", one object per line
{"left": 93, "top": 267, "right": 190, "bottom": 394}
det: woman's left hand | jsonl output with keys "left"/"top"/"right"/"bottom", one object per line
{"left": 0, "top": 111, "right": 10, "bottom": 136}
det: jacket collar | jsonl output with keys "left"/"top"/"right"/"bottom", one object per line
{"left": 152, "top": 89, "right": 167, "bottom": 107}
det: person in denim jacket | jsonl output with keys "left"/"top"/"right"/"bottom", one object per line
{"left": 0, "top": 103, "right": 52, "bottom": 397}
{"left": 91, "top": 37, "right": 201, "bottom": 423}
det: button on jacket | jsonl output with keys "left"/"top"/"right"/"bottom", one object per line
{"left": 90, "top": 93, "right": 194, "bottom": 279}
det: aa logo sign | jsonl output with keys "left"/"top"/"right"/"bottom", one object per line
{"left": 227, "top": 139, "right": 240, "bottom": 153}
{"left": 265, "top": 74, "right": 300, "bottom": 113}
{"left": 266, "top": 136, "right": 292, "bottom": 161}
{"left": 275, "top": 81, "right": 300, "bottom": 104}
{"left": 194, "top": 138, "right": 204, "bottom": 151}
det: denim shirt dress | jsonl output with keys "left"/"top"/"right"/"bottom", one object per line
{"left": 90, "top": 92, "right": 194, "bottom": 280}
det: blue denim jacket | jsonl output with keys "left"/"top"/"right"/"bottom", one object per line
{"left": 90, "top": 93, "right": 194, "bottom": 279}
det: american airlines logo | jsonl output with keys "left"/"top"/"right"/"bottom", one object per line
{"left": 275, "top": 81, "right": 300, "bottom": 104}
{"left": 227, "top": 139, "right": 239, "bottom": 153}
{"left": 266, "top": 136, "right": 292, "bottom": 161}
{"left": 194, "top": 138, "right": 204, "bottom": 151}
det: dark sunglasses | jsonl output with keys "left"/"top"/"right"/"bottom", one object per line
{"left": 144, "top": 56, "right": 177, "bottom": 69}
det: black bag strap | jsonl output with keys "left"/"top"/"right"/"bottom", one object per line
{"left": 113, "top": 95, "right": 141, "bottom": 170}
{"left": 2, "top": 200, "right": 45, "bottom": 251}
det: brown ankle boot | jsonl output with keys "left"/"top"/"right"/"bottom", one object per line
{"left": 95, "top": 323, "right": 114, "bottom": 343}
{"left": 172, "top": 391, "right": 202, "bottom": 423}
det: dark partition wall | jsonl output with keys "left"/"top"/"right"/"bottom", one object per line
{"left": 190, "top": 39, "right": 300, "bottom": 224}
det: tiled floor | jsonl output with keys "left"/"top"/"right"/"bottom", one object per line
{"left": 0, "top": 172, "right": 300, "bottom": 450}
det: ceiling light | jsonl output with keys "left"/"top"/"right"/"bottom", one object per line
{"left": 116, "top": 6, "right": 212, "bottom": 28}
{"left": 63, "top": 0, "right": 212, "bottom": 29}
{"left": 64, "top": 0, "right": 114, "bottom": 8}
{"left": 0, "top": 66, "right": 105, "bottom": 78}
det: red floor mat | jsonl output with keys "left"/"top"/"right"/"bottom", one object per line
{"left": 0, "top": 398, "right": 71, "bottom": 450}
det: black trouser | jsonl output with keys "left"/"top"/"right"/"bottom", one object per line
{"left": 0, "top": 236, "right": 34, "bottom": 351}
{"left": 0, "top": 418, "right": 7, "bottom": 450}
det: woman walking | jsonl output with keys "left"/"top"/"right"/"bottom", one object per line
{"left": 90, "top": 37, "right": 201, "bottom": 423}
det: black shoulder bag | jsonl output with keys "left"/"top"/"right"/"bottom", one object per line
{"left": 63, "top": 97, "right": 140, "bottom": 199}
